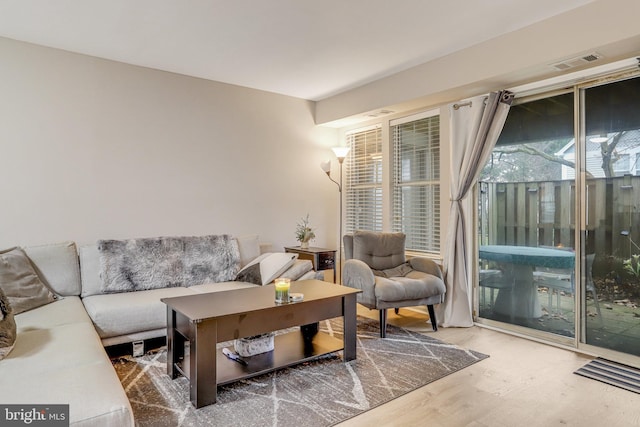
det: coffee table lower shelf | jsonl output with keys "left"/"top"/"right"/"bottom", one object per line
{"left": 173, "top": 329, "right": 343, "bottom": 386}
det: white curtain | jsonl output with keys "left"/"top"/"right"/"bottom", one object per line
{"left": 439, "top": 91, "right": 514, "bottom": 327}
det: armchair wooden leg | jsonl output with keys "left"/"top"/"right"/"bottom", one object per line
{"left": 427, "top": 305, "right": 438, "bottom": 331}
{"left": 379, "top": 309, "right": 387, "bottom": 338}
{"left": 394, "top": 308, "right": 399, "bottom": 315}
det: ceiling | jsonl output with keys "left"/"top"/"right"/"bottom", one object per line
{"left": 0, "top": 0, "right": 597, "bottom": 101}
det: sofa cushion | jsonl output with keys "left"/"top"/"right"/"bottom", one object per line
{"left": 98, "top": 235, "right": 241, "bottom": 293}
{"left": 23, "top": 241, "right": 82, "bottom": 296}
{"left": 82, "top": 287, "right": 196, "bottom": 339}
{"left": 235, "top": 252, "right": 298, "bottom": 285}
{"left": 188, "top": 281, "right": 259, "bottom": 294}
{"left": 79, "top": 244, "right": 102, "bottom": 297}
{"left": 236, "top": 234, "right": 261, "bottom": 267}
{"left": 2, "top": 322, "right": 110, "bottom": 374}
{"left": 1, "top": 360, "right": 133, "bottom": 426}
{"left": 0, "top": 287, "right": 16, "bottom": 361}
{"left": 0, "top": 322, "right": 133, "bottom": 426}
{"left": 0, "top": 247, "right": 57, "bottom": 314}
{"left": 15, "top": 296, "right": 92, "bottom": 334}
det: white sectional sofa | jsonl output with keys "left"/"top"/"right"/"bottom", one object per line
{"left": 0, "top": 235, "right": 315, "bottom": 426}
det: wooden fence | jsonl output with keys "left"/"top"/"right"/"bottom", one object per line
{"left": 478, "top": 175, "right": 640, "bottom": 259}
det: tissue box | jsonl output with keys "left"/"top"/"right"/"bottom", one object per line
{"left": 234, "top": 332, "right": 275, "bottom": 357}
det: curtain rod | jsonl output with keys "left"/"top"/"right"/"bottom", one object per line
{"left": 452, "top": 101, "right": 472, "bottom": 110}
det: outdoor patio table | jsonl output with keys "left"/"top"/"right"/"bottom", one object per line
{"left": 479, "top": 245, "right": 575, "bottom": 318}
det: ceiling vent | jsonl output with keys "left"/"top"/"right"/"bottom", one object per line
{"left": 550, "top": 52, "right": 603, "bottom": 71}
{"left": 364, "top": 109, "right": 395, "bottom": 118}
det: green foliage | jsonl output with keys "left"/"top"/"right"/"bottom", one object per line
{"left": 295, "top": 214, "right": 315, "bottom": 243}
{"left": 623, "top": 254, "right": 640, "bottom": 279}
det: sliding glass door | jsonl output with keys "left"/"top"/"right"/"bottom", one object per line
{"left": 477, "top": 91, "right": 577, "bottom": 340}
{"left": 478, "top": 73, "right": 640, "bottom": 360}
{"left": 582, "top": 76, "right": 640, "bottom": 357}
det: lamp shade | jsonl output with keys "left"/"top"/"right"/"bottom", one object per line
{"left": 320, "top": 160, "right": 331, "bottom": 173}
{"left": 332, "top": 146, "right": 350, "bottom": 160}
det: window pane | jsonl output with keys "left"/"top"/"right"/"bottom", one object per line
{"left": 345, "top": 127, "right": 383, "bottom": 234}
{"left": 392, "top": 114, "right": 440, "bottom": 253}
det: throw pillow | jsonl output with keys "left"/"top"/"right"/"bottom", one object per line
{"left": 276, "top": 259, "right": 313, "bottom": 281}
{"left": 0, "top": 287, "right": 17, "bottom": 361}
{"left": 235, "top": 252, "right": 298, "bottom": 286}
{"left": 0, "top": 247, "right": 56, "bottom": 314}
{"left": 236, "top": 234, "right": 261, "bottom": 268}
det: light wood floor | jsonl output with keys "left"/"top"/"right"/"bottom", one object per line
{"left": 337, "top": 307, "right": 640, "bottom": 427}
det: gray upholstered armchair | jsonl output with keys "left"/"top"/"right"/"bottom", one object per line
{"left": 342, "top": 231, "right": 446, "bottom": 337}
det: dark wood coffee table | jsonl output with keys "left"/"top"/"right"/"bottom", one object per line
{"left": 161, "top": 279, "right": 361, "bottom": 408}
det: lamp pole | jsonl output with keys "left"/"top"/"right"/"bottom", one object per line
{"left": 321, "top": 146, "right": 350, "bottom": 283}
{"left": 337, "top": 156, "right": 344, "bottom": 283}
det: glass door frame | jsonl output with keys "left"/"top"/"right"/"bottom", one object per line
{"left": 473, "top": 67, "right": 640, "bottom": 367}
{"left": 473, "top": 87, "right": 578, "bottom": 349}
{"left": 575, "top": 71, "right": 640, "bottom": 366}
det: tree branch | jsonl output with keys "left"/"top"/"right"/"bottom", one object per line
{"left": 493, "top": 144, "right": 576, "bottom": 168}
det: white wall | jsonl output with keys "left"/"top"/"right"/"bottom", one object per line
{"left": 317, "top": 0, "right": 640, "bottom": 125}
{"left": 0, "top": 37, "right": 339, "bottom": 250}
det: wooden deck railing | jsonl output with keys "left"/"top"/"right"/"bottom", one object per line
{"left": 478, "top": 175, "right": 640, "bottom": 258}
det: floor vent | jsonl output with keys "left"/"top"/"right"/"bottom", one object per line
{"left": 550, "top": 52, "right": 603, "bottom": 71}
{"left": 575, "top": 357, "right": 640, "bottom": 394}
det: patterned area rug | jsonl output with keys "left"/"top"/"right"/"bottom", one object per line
{"left": 112, "top": 317, "right": 488, "bottom": 427}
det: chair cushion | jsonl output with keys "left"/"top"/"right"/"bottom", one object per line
{"left": 374, "top": 270, "right": 446, "bottom": 302}
{"left": 353, "top": 231, "right": 406, "bottom": 270}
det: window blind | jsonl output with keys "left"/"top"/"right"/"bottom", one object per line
{"left": 345, "top": 126, "right": 383, "bottom": 234}
{"left": 392, "top": 115, "right": 440, "bottom": 253}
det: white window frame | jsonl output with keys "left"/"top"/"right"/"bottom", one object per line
{"left": 390, "top": 110, "right": 440, "bottom": 254}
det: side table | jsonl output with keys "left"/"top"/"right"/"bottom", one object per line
{"left": 284, "top": 246, "right": 337, "bottom": 283}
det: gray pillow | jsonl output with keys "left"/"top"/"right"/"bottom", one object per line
{"left": 0, "top": 287, "right": 16, "bottom": 361}
{"left": 0, "top": 247, "right": 57, "bottom": 314}
{"left": 235, "top": 253, "right": 298, "bottom": 285}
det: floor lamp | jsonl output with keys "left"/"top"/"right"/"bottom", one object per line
{"left": 321, "top": 146, "right": 350, "bottom": 284}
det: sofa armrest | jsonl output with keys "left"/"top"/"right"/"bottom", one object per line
{"left": 409, "top": 257, "right": 443, "bottom": 280}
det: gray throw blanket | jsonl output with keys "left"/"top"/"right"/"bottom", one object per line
{"left": 98, "top": 235, "right": 240, "bottom": 293}
{"left": 372, "top": 261, "right": 414, "bottom": 278}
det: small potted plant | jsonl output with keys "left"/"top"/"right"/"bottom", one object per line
{"left": 295, "top": 214, "right": 316, "bottom": 249}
